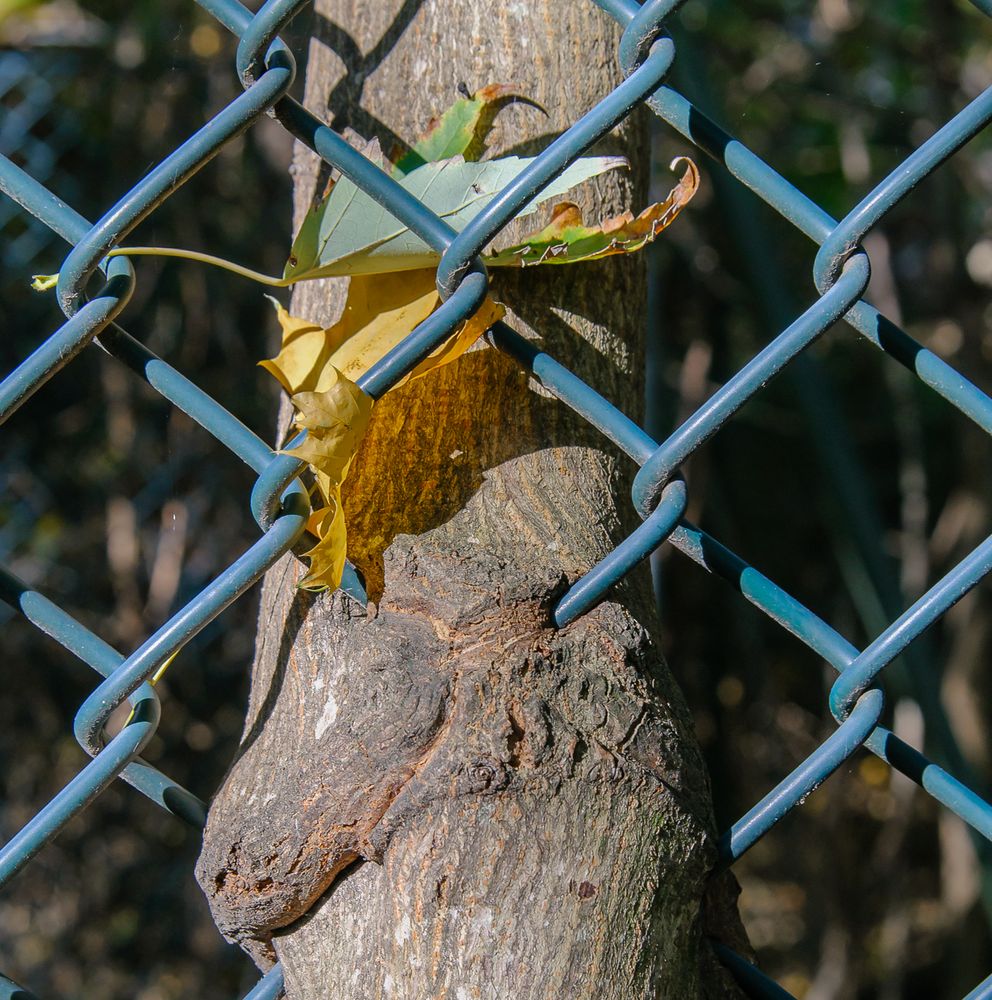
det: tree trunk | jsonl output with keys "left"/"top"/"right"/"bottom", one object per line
{"left": 196, "top": 2, "right": 748, "bottom": 997}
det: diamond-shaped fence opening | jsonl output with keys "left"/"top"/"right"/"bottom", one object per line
{"left": 3, "top": 0, "right": 992, "bottom": 997}
{"left": 0, "top": 51, "right": 85, "bottom": 274}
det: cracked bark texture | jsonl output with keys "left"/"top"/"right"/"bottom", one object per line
{"left": 196, "top": 1, "right": 749, "bottom": 997}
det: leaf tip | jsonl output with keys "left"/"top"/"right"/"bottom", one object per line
{"left": 669, "top": 155, "right": 700, "bottom": 194}
{"left": 31, "top": 273, "right": 58, "bottom": 292}
{"left": 361, "top": 136, "right": 386, "bottom": 170}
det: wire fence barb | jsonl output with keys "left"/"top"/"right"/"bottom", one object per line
{"left": 3, "top": 0, "right": 992, "bottom": 997}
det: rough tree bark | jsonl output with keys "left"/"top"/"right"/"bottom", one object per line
{"left": 196, "top": 2, "right": 749, "bottom": 997}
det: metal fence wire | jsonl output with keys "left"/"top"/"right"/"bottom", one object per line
{"left": 3, "top": 0, "right": 992, "bottom": 997}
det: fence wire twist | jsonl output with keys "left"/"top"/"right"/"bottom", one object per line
{"left": 2, "top": 0, "right": 992, "bottom": 997}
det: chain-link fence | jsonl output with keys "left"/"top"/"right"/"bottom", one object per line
{"left": 3, "top": 0, "right": 992, "bottom": 997}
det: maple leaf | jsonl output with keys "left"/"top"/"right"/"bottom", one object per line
{"left": 279, "top": 370, "right": 374, "bottom": 591}
{"left": 264, "top": 280, "right": 504, "bottom": 591}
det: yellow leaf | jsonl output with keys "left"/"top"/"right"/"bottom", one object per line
{"left": 279, "top": 367, "right": 373, "bottom": 592}
{"left": 297, "top": 495, "right": 348, "bottom": 591}
{"left": 264, "top": 272, "right": 503, "bottom": 592}
{"left": 397, "top": 290, "right": 504, "bottom": 387}
{"left": 326, "top": 270, "right": 441, "bottom": 382}
{"left": 289, "top": 390, "right": 372, "bottom": 481}
{"left": 258, "top": 297, "right": 349, "bottom": 395}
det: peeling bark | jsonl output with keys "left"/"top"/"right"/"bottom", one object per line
{"left": 196, "top": 1, "right": 748, "bottom": 996}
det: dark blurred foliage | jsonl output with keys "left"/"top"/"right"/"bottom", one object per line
{"left": 2, "top": 0, "right": 992, "bottom": 998}
{"left": 0, "top": 0, "right": 296, "bottom": 995}
{"left": 649, "top": 0, "right": 992, "bottom": 997}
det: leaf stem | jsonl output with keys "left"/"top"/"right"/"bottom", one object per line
{"left": 106, "top": 246, "right": 293, "bottom": 287}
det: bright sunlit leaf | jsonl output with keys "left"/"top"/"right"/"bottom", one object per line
{"left": 284, "top": 154, "right": 628, "bottom": 282}
{"left": 486, "top": 157, "right": 700, "bottom": 267}
{"left": 265, "top": 282, "right": 503, "bottom": 591}
{"left": 392, "top": 83, "right": 539, "bottom": 176}
{"left": 264, "top": 90, "right": 698, "bottom": 593}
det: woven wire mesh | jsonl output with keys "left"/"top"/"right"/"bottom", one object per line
{"left": 3, "top": 0, "right": 992, "bottom": 997}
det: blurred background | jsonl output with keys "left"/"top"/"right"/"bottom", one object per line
{"left": 1, "top": 0, "right": 992, "bottom": 997}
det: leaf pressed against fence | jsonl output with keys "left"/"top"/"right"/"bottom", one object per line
{"left": 2, "top": 1, "right": 992, "bottom": 998}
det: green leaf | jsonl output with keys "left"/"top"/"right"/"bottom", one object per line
{"left": 392, "top": 84, "right": 539, "bottom": 176}
{"left": 486, "top": 157, "right": 700, "bottom": 267}
{"left": 284, "top": 154, "right": 627, "bottom": 282}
